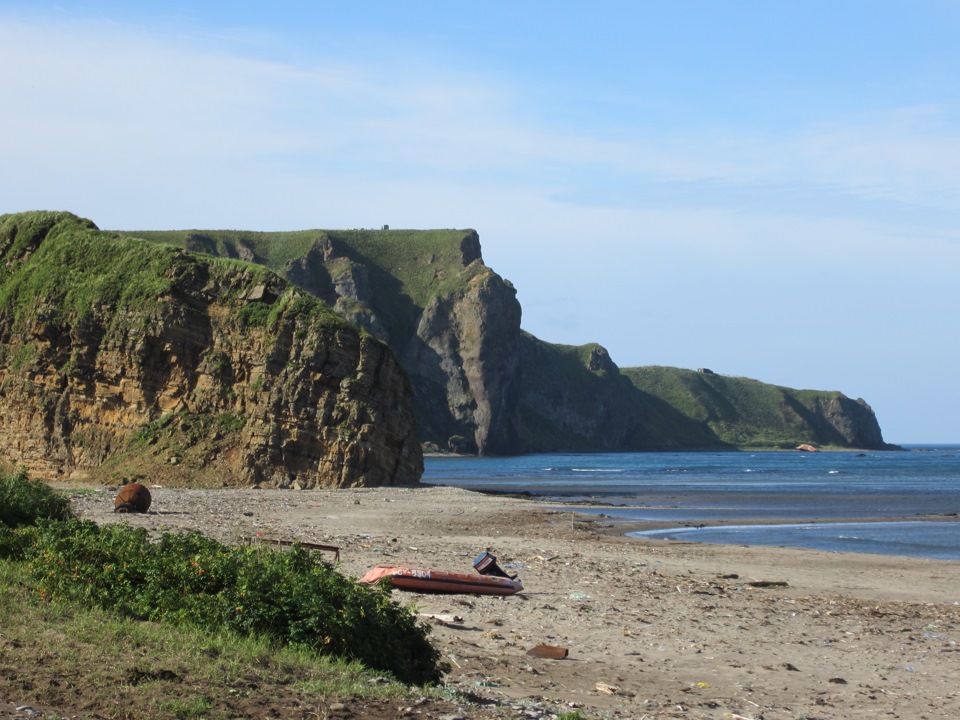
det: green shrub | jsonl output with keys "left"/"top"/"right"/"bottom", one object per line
{"left": 0, "top": 470, "right": 72, "bottom": 528}
{"left": 23, "top": 520, "right": 442, "bottom": 685}
{"left": 236, "top": 301, "right": 272, "bottom": 328}
{"left": 0, "top": 525, "right": 30, "bottom": 561}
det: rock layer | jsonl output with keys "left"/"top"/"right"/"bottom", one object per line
{"left": 0, "top": 212, "right": 422, "bottom": 487}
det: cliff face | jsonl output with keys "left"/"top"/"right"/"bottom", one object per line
{"left": 404, "top": 271, "right": 521, "bottom": 454}
{"left": 283, "top": 231, "right": 524, "bottom": 455}
{"left": 517, "top": 337, "right": 637, "bottom": 451}
{"left": 0, "top": 212, "right": 422, "bottom": 487}
{"left": 136, "top": 227, "right": 524, "bottom": 455}
{"left": 127, "top": 225, "right": 893, "bottom": 454}
{"left": 812, "top": 395, "right": 887, "bottom": 449}
{"left": 516, "top": 336, "right": 726, "bottom": 452}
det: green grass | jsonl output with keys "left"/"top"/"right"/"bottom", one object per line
{"left": 0, "top": 469, "right": 443, "bottom": 688}
{"left": 16, "top": 519, "right": 441, "bottom": 684}
{"left": 128, "top": 227, "right": 480, "bottom": 305}
{"left": 126, "top": 227, "right": 487, "bottom": 337}
{"left": 0, "top": 212, "right": 350, "bottom": 341}
{"left": 0, "top": 560, "right": 420, "bottom": 720}
{"left": 0, "top": 212, "right": 179, "bottom": 332}
{"left": 623, "top": 366, "right": 853, "bottom": 448}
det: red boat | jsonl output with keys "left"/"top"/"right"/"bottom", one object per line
{"left": 359, "top": 565, "right": 523, "bottom": 596}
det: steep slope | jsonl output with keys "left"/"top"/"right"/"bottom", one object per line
{"left": 131, "top": 228, "right": 523, "bottom": 455}
{"left": 622, "top": 366, "right": 893, "bottom": 449}
{"left": 0, "top": 212, "right": 422, "bottom": 486}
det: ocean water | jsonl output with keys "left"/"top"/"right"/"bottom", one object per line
{"left": 422, "top": 445, "right": 960, "bottom": 560}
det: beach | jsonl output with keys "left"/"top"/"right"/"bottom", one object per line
{"left": 71, "top": 484, "right": 960, "bottom": 719}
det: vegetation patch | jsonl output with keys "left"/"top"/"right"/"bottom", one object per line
{"left": 0, "top": 472, "right": 513, "bottom": 718}
{"left": 0, "top": 469, "right": 444, "bottom": 692}
{"left": 128, "top": 226, "right": 485, "bottom": 339}
{"left": 0, "top": 212, "right": 352, "bottom": 345}
{"left": 0, "top": 561, "right": 445, "bottom": 720}
{"left": 0, "top": 469, "right": 72, "bottom": 530}
{"left": 0, "top": 212, "right": 179, "bottom": 335}
{"left": 17, "top": 520, "right": 441, "bottom": 684}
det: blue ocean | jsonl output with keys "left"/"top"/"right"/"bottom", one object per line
{"left": 422, "top": 445, "right": 960, "bottom": 560}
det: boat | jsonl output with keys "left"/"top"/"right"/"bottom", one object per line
{"left": 359, "top": 565, "right": 523, "bottom": 595}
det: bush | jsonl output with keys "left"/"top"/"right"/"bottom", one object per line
{"left": 0, "top": 470, "right": 72, "bottom": 528}
{"left": 0, "top": 525, "right": 30, "bottom": 561}
{"left": 23, "top": 520, "right": 442, "bottom": 685}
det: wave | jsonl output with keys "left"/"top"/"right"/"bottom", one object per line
{"left": 542, "top": 467, "right": 624, "bottom": 473}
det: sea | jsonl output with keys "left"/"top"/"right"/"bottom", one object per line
{"left": 422, "top": 445, "right": 960, "bottom": 561}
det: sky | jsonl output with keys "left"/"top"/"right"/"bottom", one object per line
{"left": 1, "top": 1, "right": 958, "bottom": 443}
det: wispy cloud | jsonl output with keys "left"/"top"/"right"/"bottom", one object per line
{"left": 4, "top": 15, "right": 959, "bottom": 233}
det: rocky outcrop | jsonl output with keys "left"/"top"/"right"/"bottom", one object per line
{"left": 404, "top": 271, "right": 521, "bottom": 454}
{"left": 283, "top": 238, "right": 391, "bottom": 342}
{"left": 517, "top": 338, "right": 634, "bottom": 451}
{"left": 812, "top": 395, "right": 887, "bottom": 449}
{"left": 0, "top": 212, "right": 422, "bottom": 487}
{"left": 517, "top": 336, "right": 723, "bottom": 452}
{"left": 277, "top": 230, "right": 524, "bottom": 455}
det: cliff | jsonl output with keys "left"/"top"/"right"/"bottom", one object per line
{"left": 133, "top": 227, "right": 523, "bottom": 455}
{"left": 622, "top": 366, "right": 894, "bottom": 450}
{"left": 516, "top": 335, "right": 724, "bottom": 451}
{"left": 0, "top": 212, "right": 422, "bottom": 487}
{"left": 127, "top": 224, "right": 893, "bottom": 454}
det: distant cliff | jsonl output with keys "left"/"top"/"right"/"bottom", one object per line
{"left": 622, "top": 366, "right": 895, "bottom": 450}
{"left": 129, "top": 224, "right": 894, "bottom": 454}
{"left": 0, "top": 212, "right": 422, "bottom": 486}
{"left": 516, "top": 335, "right": 723, "bottom": 451}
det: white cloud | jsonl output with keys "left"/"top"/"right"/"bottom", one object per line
{"left": 798, "top": 107, "right": 960, "bottom": 201}
{"left": 4, "top": 16, "right": 959, "bottom": 234}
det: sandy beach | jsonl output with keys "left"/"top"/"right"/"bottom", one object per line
{"left": 69, "top": 484, "right": 960, "bottom": 720}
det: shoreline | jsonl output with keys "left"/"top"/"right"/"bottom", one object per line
{"left": 462, "top": 485, "right": 960, "bottom": 555}
{"left": 458, "top": 485, "right": 960, "bottom": 562}
{"left": 68, "top": 483, "right": 960, "bottom": 719}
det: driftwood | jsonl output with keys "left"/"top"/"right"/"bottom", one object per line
{"left": 418, "top": 613, "right": 464, "bottom": 626}
{"left": 239, "top": 535, "right": 340, "bottom": 562}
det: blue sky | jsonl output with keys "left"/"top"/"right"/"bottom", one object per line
{"left": 2, "top": 1, "right": 958, "bottom": 443}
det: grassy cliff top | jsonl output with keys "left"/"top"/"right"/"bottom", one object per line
{"left": 126, "top": 227, "right": 488, "bottom": 310}
{"left": 0, "top": 211, "right": 346, "bottom": 335}
{"left": 622, "top": 365, "right": 852, "bottom": 448}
